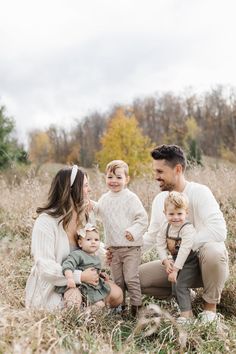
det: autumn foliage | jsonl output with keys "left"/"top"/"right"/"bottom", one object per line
{"left": 27, "top": 86, "right": 236, "bottom": 173}
{"left": 96, "top": 108, "right": 153, "bottom": 176}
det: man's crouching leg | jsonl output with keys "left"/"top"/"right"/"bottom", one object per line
{"left": 139, "top": 260, "right": 172, "bottom": 299}
{"left": 199, "top": 242, "right": 229, "bottom": 311}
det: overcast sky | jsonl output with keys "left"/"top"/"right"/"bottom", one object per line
{"left": 1, "top": 0, "right": 236, "bottom": 145}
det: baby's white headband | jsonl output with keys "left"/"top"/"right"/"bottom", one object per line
{"left": 70, "top": 165, "right": 79, "bottom": 187}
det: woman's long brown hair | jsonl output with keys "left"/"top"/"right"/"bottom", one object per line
{"left": 36, "top": 166, "right": 87, "bottom": 229}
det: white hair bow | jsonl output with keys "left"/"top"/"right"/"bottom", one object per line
{"left": 77, "top": 223, "right": 96, "bottom": 238}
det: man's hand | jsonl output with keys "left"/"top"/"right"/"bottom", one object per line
{"left": 81, "top": 268, "right": 99, "bottom": 286}
{"left": 125, "top": 231, "right": 134, "bottom": 241}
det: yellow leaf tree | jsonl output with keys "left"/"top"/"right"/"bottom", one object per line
{"left": 96, "top": 107, "right": 153, "bottom": 176}
{"left": 184, "top": 116, "right": 202, "bottom": 165}
{"left": 28, "top": 130, "right": 53, "bottom": 164}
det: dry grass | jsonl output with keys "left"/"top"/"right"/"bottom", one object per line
{"left": 0, "top": 161, "right": 236, "bottom": 353}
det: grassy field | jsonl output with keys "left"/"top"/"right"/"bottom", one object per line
{"left": 0, "top": 160, "right": 236, "bottom": 353}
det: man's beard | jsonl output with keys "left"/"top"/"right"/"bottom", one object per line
{"left": 159, "top": 181, "right": 175, "bottom": 191}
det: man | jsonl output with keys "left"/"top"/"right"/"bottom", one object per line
{"left": 139, "top": 144, "right": 229, "bottom": 322}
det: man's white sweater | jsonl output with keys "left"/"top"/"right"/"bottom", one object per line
{"left": 143, "top": 181, "right": 227, "bottom": 252}
{"left": 97, "top": 188, "right": 148, "bottom": 247}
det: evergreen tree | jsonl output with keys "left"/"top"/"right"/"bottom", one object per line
{"left": 0, "top": 105, "right": 28, "bottom": 169}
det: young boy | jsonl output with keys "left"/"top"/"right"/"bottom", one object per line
{"left": 55, "top": 224, "right": 111, "bottom": 309}
{"left": 95, "top": 160, "right": 148, "bottom": 316}
{"left": 157, "top": 191, "right": 201, "bottom": 323}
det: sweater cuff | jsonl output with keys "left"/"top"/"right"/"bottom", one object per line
{"left": 173, "top": 261, "right": 183, "bottom": 270}
{"left": 73, "top": 270, "right": 82, "bottom": 284}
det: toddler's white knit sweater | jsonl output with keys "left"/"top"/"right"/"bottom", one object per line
{"left": 96, "top": 188, "right": 148, "bottom": 247}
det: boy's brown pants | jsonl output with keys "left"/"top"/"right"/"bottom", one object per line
{"left": 110, "top": 246, "right": 142, "bottom": 306}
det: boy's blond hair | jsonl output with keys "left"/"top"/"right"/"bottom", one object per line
{"left": 164, "top": 191, "right": 189, "bottom": 211}
{"left": 105, "top": 160, "right": 129, "bottom": 177}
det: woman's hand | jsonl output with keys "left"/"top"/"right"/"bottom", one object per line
{"left": 99, "top": 272, "right": 110, "bottom": 281}
{"left": 81, "top": 268, "right": 99, "bottom": 286}
{"left": 85, "top": 199, "right": 95, "bottom": 214}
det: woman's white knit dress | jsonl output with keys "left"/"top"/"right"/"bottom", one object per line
{"left": 25, "top": 213, "right": 81, "bottom": 310}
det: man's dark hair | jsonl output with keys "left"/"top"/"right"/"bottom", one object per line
{"left": 151, "top": 144, "right": 186, "bottom": 170}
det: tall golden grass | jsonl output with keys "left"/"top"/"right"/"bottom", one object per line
{"left": 0, "top": 160, "right": 235, "bottom": 353}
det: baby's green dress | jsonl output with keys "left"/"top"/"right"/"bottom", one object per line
{"left": 55, "top": 250, "right": 110, "bottom": 304}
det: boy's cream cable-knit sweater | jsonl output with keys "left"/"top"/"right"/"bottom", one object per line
{"left": 96, "top": 188, "right": 148, "bottom": 247}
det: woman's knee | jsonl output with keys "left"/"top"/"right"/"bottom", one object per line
{"left": 63, "top": 288, "right": 82, "bottom": 309}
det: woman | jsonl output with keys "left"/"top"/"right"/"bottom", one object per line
{"left": 25, "top": 165, "right": 123, "bottom": 311}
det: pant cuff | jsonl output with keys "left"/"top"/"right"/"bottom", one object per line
{"left": 202, "top": 294, "right": 220, "bottom": 304}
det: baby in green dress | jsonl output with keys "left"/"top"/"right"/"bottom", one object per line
{"left": 55, "top": 224, "right": 110, "bottom": 308}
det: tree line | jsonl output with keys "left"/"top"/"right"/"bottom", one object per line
{"left": 29, "top": 86, "right": 236, "bottom": 169}
{"left": 1, "top": 85, "right": 236, "bottom": 171}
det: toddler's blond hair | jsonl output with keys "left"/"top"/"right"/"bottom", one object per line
{"left": 164, "top": 191, "right": 189, "bottom": 211}
{"left": 105, "top": 160, "right": 129, "bottom": 177}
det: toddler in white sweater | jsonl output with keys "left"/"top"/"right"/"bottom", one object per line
{"left": 95, "top": 160, "right": 148, "bottom": 316}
